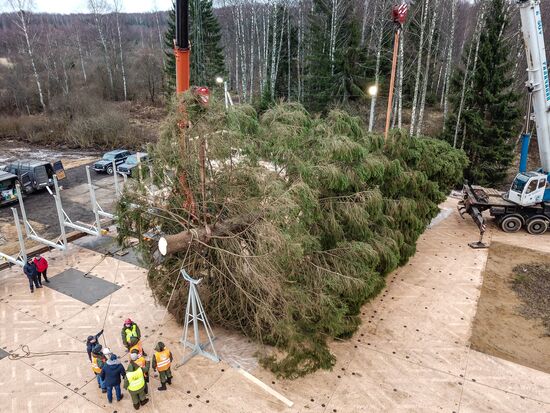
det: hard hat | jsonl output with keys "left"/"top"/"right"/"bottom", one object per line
{"left": 102, "top": 347, "right": 111, "bottom": 356}
{"left": 110, "top": 354, "right": 117, "bottom": 361}
{"left": 124, "top": 318, "right": 133, "bottom": 325}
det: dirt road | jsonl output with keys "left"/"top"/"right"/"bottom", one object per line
{"left": 0, "top": 161, "right": 119, "bottom": 255}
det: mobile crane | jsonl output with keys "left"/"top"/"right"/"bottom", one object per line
{"left": 458, "top": 0, "right": 550, "bottom": 241}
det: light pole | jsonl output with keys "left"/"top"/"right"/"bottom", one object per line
{"left": 216, "top": 76, "right": 229, "bottom": 109}
{"left": 368, "top": 85, "right": 378, "bottom": 132}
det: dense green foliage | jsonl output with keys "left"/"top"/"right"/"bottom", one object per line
{"left": 117, "top": 96, "right": 468, "bottom": 378}
{"left": 442, "top": 0, "right": 520, "bottom": 186}
{"left": 164, "top": 0, "right": 226, "bottom": 94}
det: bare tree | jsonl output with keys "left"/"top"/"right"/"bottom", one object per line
{"left": 88, "top": 0, "right": 115, "bottom": 96}
{"left": 113, "top": 0, "right": 128, "bottom": 100}
{"left": 7, "top": 0, "right": 46, "bottom": 111}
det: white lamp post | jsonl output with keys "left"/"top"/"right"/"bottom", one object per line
{"left": 216, "top": 76, "right": 229, "bottom": 109}
{"left": 368, "top": 84, "right": 378, "bottom": 133}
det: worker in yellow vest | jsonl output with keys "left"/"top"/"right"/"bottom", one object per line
{"left": 152, "top": 341, "right": 173, "bottom": 391}
{"left": 91, "top": 344, "right": 107, "bottom": 393}
{"left": 130, "top": 349, "right": 150, "bottom": 393}
{"left": 121, "top": 318, "right": 146, "bottom": 356}
{"left": 124, "top": 354, "right": 149, "bottom": 410}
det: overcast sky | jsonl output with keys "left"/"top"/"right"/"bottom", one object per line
{"left": 1, "top": 0, "right": 173, "bottom": 14}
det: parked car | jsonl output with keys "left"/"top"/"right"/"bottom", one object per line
{"left": 0, "top": 170, "right": 19, "bottom": 206}
{"left": 93, "top": 150, "right": 131, "bottom": 175}
{"left": 116, "top": 152, "right": 149, "bottom": 177}
{"left": 2, "top": 160, "right": 55, "bottom": 193}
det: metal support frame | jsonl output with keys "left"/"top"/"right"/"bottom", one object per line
{"left": 178, "top": 269, "right": 219, "bottom": 365}
{"left": 0, "top": 208, "right": 27, "bottom": 267}
{"left": 50, "top": 174, "right": 102, "bottom": 237}
{"left": 17, "top": 183, "right": 67, "bottom": 251}
{"left": 86, "top": 166, "right": 114, "bottom": 221}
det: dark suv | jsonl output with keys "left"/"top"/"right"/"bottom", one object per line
{"left": 93, "top": 150, "right": 131, "bottom": 175}
{"left": 117, "top": 152, "right": 149, "bottom": 177}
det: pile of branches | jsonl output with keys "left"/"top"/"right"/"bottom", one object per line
{"left": 117, "top": 95, "right": 468, "bottom": 378}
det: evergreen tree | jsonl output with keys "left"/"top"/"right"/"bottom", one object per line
{"left": 163, "top": 0, "right": 226, "bottom": 96}
{"left": 442, "top": 0, "right": 520, "bottom": 186}
{"left": 163, "top": 2, "right": 176, "bottom": 96}
{"left": 305, "top": 0, "right": 369, "bottom": 112}
{"left": 190, "top": 0, "right": 226, "bottom": 86}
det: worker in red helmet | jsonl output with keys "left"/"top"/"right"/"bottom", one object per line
{"left": 121, "top": 318, "right": 146, "bottom": 356}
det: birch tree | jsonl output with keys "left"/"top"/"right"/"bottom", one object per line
{"left": 409, "top": 0, "right": 429, "bottom": 136}
{"left": 88, "top": 0, "right": 115, "bottom": 97}
{"left": 113, "top": 0, "right": 128, "bottom": 100}
{"left": 8, "top": 0, "right": 46, "bottom": 111}
{"left": 416, "top": 0, "right": 440, "bottom": 135}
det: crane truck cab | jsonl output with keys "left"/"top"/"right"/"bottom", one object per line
{"left": 507, "top": 171, "right": 549, "bottom": 206}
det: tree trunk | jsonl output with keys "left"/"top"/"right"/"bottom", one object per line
{"left": 76, "top": 34, "right": 88, "bottom": 83}
{"left": 114, "top": 5, "right": 128, "bottom": 101}
{"left": 409, "top": 0, "right": 430, "bottom": 136}
{"left": 442, "top": 0, "right": 457, "bottom": 122}
{"left": 416, "top": 0, "right": 440, "bottom": 136}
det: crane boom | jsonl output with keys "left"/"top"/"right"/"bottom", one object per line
{"left": 518, "top": 0, "right": 550, "bottom": 172}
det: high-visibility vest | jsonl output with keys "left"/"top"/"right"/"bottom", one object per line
{"left": 134, "top": 356, "right": 147, "bottom": 376}
{"left": 129, "top": 340, "right": 143, "bottom": 357}
{"left": 127, "top": 367, "right": 145, "bottom": 392}
{"left": 125, "top": 324, "right": 139, "bottom": 343}
{"left": 91, "top": 355, "right": 102, "bottom": 374}
{"left": 154, "top": 349, "right": 171, "bottom": 372}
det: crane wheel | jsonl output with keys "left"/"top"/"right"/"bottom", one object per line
{"left": 500, "top": 215, "right": 523, "bottom": 233}
{"left": 526, "top": 217, "right": 548, "bottom": 235}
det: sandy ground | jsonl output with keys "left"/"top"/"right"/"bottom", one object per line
{"left": 471, "top": 241, "right": 550, "bottom": 374}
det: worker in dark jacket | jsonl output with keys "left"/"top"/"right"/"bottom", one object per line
{"left": 33, "top": 255, "right": 49, "bottom": 283}
{"left": 100, "top": 354, "right": 125, "bottom": 403}
{"left": 90, "top": 344, "right": 107, "bottom": 393}
{"left": 23, "top": 257, "right": 41, "bottom": 293}
{"left": 86, "top": 329, "right": 104, "bottom": 361}
{"left": 152, "top": 341, "right": 173, "bottom": 391}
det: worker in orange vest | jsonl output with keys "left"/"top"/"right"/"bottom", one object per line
{"left": 91, "top": 344, "right": 107, "bottom": 393}
{"left": 130, "top": 349, "right": 150, "bottom": 393}
{"left": 152, "top": 341, "right": 173, "bottom": 391}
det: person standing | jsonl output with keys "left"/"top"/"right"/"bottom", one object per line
{"left": 90, "top": 344, "right": 107, "bottom": 393}
{"left": 121, "top": 319, "right": 145, "bottom": 356}
{"left": 100, "top": 354, "right": 125, "bottom": 404}
{"left": 152, "top": 342, "right": 173, "bottom": 391}
{"left": 23, "top": 257, "right": 41, "bottom": 293}
{"left": 130, "top": 349, "right": 150, "bottom": 392}
{"left": 86, "top": 329, "right": 104, "bottom": 362}
{"left": 124, "top": 353, "right": 149, "bottom": 410}
{"left": 33, "top": 255, "right": 49, "bottom": 283}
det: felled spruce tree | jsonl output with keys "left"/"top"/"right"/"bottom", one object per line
{"left": 117, "top": 95, "right": 467, "bottom": 379}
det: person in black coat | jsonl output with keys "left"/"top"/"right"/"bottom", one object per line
{"left": 86, "top": 329, "right": 104, "bottom": 361}
{"left": 100, "top": 354, "right": 126, "bottom": 403}
{"left": 23, "top": 257, "right": 41, "bottom": 293}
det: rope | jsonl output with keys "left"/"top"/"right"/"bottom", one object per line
{"left": 8, "top": 344, "right": 86, "bottom": 360}
{"left": 100, "top": 257, "right": 121, "bottom": 348}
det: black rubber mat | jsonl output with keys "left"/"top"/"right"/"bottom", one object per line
{"left": 73, "top": 236, "right": 145, "bottom": 268}
{"left": 46, "top": 268, "right": 121, "bottom": 305}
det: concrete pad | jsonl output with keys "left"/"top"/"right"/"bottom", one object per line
{"left": 0, "top": 265, "right": 31, "bottom": 299}
{"left": 50, "top": 393, "right": 105, "bottom": 413}
{"left": 459, "top": 380, "right": 550, "bottom": 413}
{"left": 465, "top": 349, "right": 550, "bottom": 404}
{"left": 46, "top": 268, "right": 121, "bottom": 305}
{"left": 19, "top": 331, "right": 93, "bottom": 392}
{"left": 0, "top": 302, "right": 48, "bottom": 352}
{"left": 0, "top": 358, "right": 72, "bottom": 413}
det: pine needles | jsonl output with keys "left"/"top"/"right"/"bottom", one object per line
{"left": 117, "top": 94, "right": 468, "bottom": 379}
